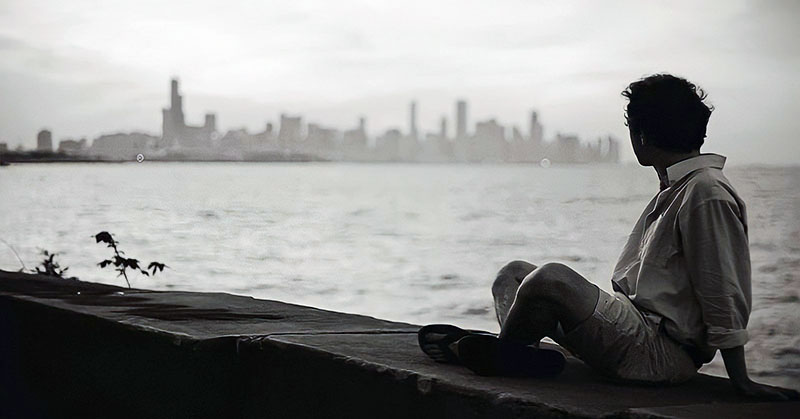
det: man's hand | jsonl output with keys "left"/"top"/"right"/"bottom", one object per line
{"left": 734, "top": 379, "right": 800, "bottom": 401}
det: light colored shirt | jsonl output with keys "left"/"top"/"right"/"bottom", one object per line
{"left": 611, "top": 153, "right": 751, "bottom": 363}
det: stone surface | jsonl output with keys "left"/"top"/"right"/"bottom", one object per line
{"left": 623, "top": 403, "right": 800, "bottom": 419}
{"left": 1, "top": 270, "right": 797, "bottom": 418}
{"left": 260, "top": 333, "right": 745, "bottom": 417}
{"left": 0, "top": 269, "right": 415, "bottom": 339}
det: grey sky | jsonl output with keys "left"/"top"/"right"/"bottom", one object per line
{"left": 1, "top": 0, "right": 798, "bottom": 163}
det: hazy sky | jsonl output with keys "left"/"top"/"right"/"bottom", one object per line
{"left": 1, "top": 0, "right": 798, "bottom": 163}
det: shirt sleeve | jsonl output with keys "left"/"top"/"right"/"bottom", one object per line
{"left": 679, "top": 199, "right": 752, "bottom": 349}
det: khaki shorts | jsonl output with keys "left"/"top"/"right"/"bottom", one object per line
{"left": 553, "top": 289, "right": 698, "bottom": 384}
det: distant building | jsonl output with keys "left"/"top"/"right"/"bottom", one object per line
{"left": 306, "top": 123, "right": 338, "bottom": 158}
{"left": 472, "top": 119, "right": 506, "bottom": 162}
{"left": 0, "top": 142, "right": 7, "bottom": 153}
{"left": 161, "top": 78, "right": 217, "bottom": 149}
{"left": 342, "top": 117, "right": 369, "bottom": 160}
{"left": 90, "top": 132, "right": 158, "bottom": 160}
{"left": 204, "top": 114, "right": 216, "bottom": 132}
{"left": 505, "top": 111, "right": 545, "bottom": 163}
{"left": 37, "top": 130, "right": 53, "bottom": 152}
{"left": 603, "top": 136, "right": 621, "bottom": 163}
{"left": 245, "top": 122, "right": 278, "bottom": 153}
{"left": 512, "top": 126, "right": 525, "bottom": 143}
{"left": 529, "top": 111, "right": 543, "bottom": 145}
{"left": 161, "top": 79, "right": 184, "bottom": 147}
{"left": 58, "top": 138, "right": 88, "bottom": 155}
{"left": 254, "top": 122, "right": 278, "bottom": 150}
{"left": 509, "top": 126, "right": 525, "bottom": 162}
{"left": 218, "top": 128, "right": 253, "bottom": 158}
{"left": 375, "top": 128, "right": 402, "bottom": 161}
{"left": 397, "top": 133, "right": 420, "bottom": 162}
{"left": 538, "top": 133, "right": 622, "bottom": 164}
{"left": 278, "top": 114, "right": 303, "bottom": 150}
{"left": 418, "top": 130, "right": 453, "bottom": 163}
{"left": 409, "top": 101, "right": 418, "bottom": 139}
{"left": 548, "top": 133, "right": 581, "bottom": 163}
{"left": 456, "top": 100, "right": 467, "bottom": 140}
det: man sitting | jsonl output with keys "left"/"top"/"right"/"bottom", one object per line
{"left": 420, "top": 74, "right": 798, "bottom": 401}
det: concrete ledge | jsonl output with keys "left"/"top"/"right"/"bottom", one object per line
{"left": 1, "top": 270, "right": 797, "bottom": 418}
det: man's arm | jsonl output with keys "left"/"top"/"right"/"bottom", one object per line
{"left": 681, "top": 199, "right": 798, "bottom": 400}
{"left": 722, "top": 346, "right": 799, "bottom": 400}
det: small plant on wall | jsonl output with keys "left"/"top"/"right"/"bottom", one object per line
{"left": 95, "top": 231, "right": 166, "bottom": 288}
{"left": 32, "top": 249, "right": 75, "bottom": 279}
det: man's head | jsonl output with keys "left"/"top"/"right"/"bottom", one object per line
{"left": 622, "top": 74, "right": 713, "bottom": 166}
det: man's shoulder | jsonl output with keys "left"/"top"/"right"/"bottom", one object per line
{"left": 677, "top": 168, "right": 742, "bottom": 210}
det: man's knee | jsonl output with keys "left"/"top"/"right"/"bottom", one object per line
{"left": 493, "top": 260, "right": 536, "bottom": 296}
{"left": 497, "top": 260, "right": 536, "bottom": 281}
{"left": 516, "top": 262, "right": 577, "bottom": 303}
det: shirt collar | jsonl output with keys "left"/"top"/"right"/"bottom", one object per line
{"left": 665, "top": 153, "right": 726, "bottom": 185}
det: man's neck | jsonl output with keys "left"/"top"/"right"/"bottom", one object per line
{"left": 653, "top": 150, "right": 701, "bottom": 189}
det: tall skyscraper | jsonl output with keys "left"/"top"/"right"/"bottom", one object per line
{"left": 161, "top": 79, "right": 184, "bottom": 146}
{"left": 37, "top": 129, "right": 52, "bottom": 152}
{"left": 170, "top": 79, "right": 184, "bottom": 126}
{"left": 160, "top": 78, "right": 217, "bottom": 149}
{"left": 278, "top": 114, "right": 303, "bottom": 149}
{"left": 440, "top": 116, "right": 447, "bottom": 139}
{"left": 456, "top": 100, "right": 467, "bottom": 140}
{"left": 529, "top": 111, "right": 543, "bottom": 144}
{"left": 409, "top": 101, "right": 418, "bottom": 139}
{"left": 343, "top": 117, "right": 369, "bottom": 158}
{"left": 472, "top": 119, "right": 506, "bottom": 162}
{"left": 204, "top": 114, "right": 216, "bottom": 131}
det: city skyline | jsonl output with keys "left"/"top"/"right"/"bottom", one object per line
{"left": 4, "top": 75, "right": 621, "bottom": 160}
{"left": 8, "top": 77, "right": 619, "bottom": 164}
{"left": 1, "top": 1, "right": 799, "bottom": 163}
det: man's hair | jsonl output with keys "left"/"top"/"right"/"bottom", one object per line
{"left": 622, "top": 74, "right": 713, "bottom": 153}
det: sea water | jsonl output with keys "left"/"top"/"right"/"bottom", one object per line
{"left": 1, "top": 162, "right": 798, "bottom": 389}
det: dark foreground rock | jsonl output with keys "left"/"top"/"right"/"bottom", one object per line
{"left": 0, "top": 270, "right": 797, "bottom": 418}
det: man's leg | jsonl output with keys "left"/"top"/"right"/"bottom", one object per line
{"left": 493, "top": 262, "right": 599, "bottom": 345}
{"left": 492, "top": 260, "right": 536, "bottom": 327}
